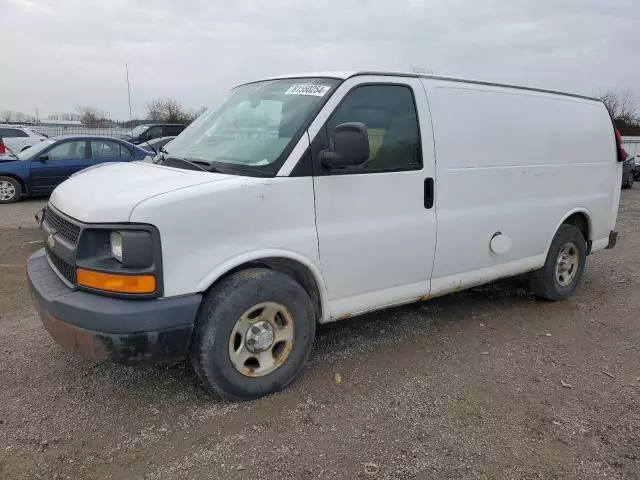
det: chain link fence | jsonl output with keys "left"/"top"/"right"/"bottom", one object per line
{"left": 29, "top": 126, "right": 132, "bottom": 138}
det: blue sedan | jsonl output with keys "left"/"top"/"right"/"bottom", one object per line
{"left": 0, "top": 136, "right": 149, "bottom": 203}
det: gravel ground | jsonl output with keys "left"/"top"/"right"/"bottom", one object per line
{"left": 0, "top": 192, "right": 638, "bottom": 479}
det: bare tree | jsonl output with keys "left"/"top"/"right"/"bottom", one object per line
{"left": 14, "top": 112, "right": 31, "bottom": 123}
{"left": 77, "top": 106, "right": 104, "bottom": 127}
{"left": 60, "top": 112, "right": 80, "bottom": 121}
{"left": 146, "top": 98, "right": 190, "bottom": 123}
{"left": 601, "top": 90, "right": 638, "bottom": 124}
{"left": 601, "top": 90, "right": 640, "bottom": 135}
{"left": 1, "top": 111, "right": 13, "bottom": 123}
{"left": 189, "top": 106, "right": 207, "bottom": 121}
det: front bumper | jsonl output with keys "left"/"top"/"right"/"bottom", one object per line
{"left": 27, "top": 249, "right": 202, "bottom": 364}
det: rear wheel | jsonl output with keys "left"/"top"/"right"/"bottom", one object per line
{"left": 190, "top": 268, "right": 315, "bottom": 401}
{"left": 0, "top": 176, "right": 22, "bottom": 203}
{"left": 530, "top": 225, "right": 586, "bottom": 301}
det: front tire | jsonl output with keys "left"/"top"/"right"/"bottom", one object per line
{"left": 190, "top": 269, "right": 315, "bottom": 401}
{"left": 530, "top": 225, "right": 587, "bottom": 301}
{"left": 0, "top": 176, "right": 22, "bottom": 203}
{"left": 623, "top": 172, "right": 634, "bottom": 189}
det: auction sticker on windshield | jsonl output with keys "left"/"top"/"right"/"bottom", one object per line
{"left": 285, "top": 84, "right": 331, "bottom": 97}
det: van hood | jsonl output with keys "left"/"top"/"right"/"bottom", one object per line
{"left": 49, "top": 162, "right": 232, "bottom": 222}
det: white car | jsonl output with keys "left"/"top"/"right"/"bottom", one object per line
{"left": 0, "top": 125, "right": 47, "bottom": 159}
{"left": 27, "top": 71, "right": 622, "bottom": 400}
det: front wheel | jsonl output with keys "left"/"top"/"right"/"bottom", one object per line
{"left": 624, "top": 172, "right": 634, "bottom": 189}
{"left": 530, "top": 225, "right": 586, "bottom": 301}
{"left": 0, "top": 176, "right": 22, "bottom": 203}
{"left": 190, "top": 269, "right": 315, "bottom": 401}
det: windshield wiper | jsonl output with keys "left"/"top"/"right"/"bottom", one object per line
{"left": 184, "top": 158, "right": 226, "bottom": 173}
{"left": 153, "top": 153, "right": 220, "bottom": 173}
{"left": 144, "top": 140, "right": 158, "bottom": 155}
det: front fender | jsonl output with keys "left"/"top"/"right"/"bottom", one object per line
{"left": 195, "top": 248, "right": 330, "bottom": 323}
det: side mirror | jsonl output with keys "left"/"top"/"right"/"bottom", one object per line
{"left": 320, "top": 122, "right": 370, "bottom": 169}
{"left": 38, "top": 155, "right": 49, "bottom": 162}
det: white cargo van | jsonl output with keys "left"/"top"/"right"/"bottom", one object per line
{"left": 28, "top": 72, "right": 623, "bottom": 400}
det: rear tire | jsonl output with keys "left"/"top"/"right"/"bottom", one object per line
{"left": 0, "top": 176, "right": 22, "bottom": 203}
{"left": 530, "top": 225, "right": 586, "bottom": 301}
{"left": 190, "top": 268, "right": 315, "bottom": 401}
{"left": 624, "top": 172, "right": 634, "bottom": 189}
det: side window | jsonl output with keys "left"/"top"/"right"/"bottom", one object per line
{"left": 166, "top": 125, "right": 183, "bottom": 136}
{"left": 324, "top": 84, "right": 422, "bottom": 173}
{"left": 120, "top": 144, "right": 132, "bottom": 160}
{"left": 146, "top": 126, "right": 163, "bottom": 140}
{"left": 91, "top": 140, "right": 132, "bottom": 160}
{"left": 0, "top": 128, "right": 28, "bottom": 138}
{"left": 46, "top": 141, "right": 88, "bottom": 160}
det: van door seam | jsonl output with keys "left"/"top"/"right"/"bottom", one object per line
{"left": 308, "top": 131, "right": 324, "bottom": 281}
{"left": 418, "top": 78, "right": 440, "bottom": 288}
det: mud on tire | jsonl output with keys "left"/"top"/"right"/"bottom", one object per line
{"left": 530, "top": 224, "right": 587, "bottom": 301}
{"left": 190, "top": 268, "right": 315, "bottom": 401}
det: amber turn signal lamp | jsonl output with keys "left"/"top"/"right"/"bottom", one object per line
{"left": 77, "top": 269, "right": 156, "bottom": 294}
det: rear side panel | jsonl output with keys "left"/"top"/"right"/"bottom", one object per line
{"left": 423, "top": 79, "right": 618, "bottom": 295}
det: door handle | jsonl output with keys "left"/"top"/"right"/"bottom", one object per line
{"left": 424, "top": 177, "right": 434, "bottom": 209}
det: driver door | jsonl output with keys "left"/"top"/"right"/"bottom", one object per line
{"left": 309, "top": 77, "right": 438, "bottom": 318}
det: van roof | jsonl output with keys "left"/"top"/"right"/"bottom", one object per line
{"left": 255, "top": 71, "right": 601, "bottom": 102}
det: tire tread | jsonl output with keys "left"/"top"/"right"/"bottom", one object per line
{"left": 531, "top": 225, "right": 586, "bottom": 301}
{"left": 190, "top": 268, "right": 315, "bottom": 401}
{"left": 0, "top": 176, "right": 22, "bottom": 204}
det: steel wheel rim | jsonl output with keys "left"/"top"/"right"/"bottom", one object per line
{"left": 0, "top": 180, "right": 16, "bottom": 201}
{"left": 555, "top": 242, "right": 579, "bottom": 287}
{"left": 228, "top": 301, "right": 294, "bottom": 377}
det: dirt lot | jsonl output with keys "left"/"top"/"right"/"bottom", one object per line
{"left": 1, "top": 193, "right": 639, "bottom": 480}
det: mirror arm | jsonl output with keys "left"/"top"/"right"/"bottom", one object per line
{"left": 320, "top": 151, "right": 342, "bottom": 169}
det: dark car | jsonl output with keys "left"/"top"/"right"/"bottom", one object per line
{"left": 0, "top": 136, "right": 149, "bottom": 203}
{"left": 630, "top": 155, "right": 640, "bottom": 181}
{"left": 139, "top": 136, "right": 176, "bottom": 153}
{"left": 120, "top": 124, "right": 185, "bottom": 144}
{"left": 622, "top": 159, "right": 635, "bottom": 189}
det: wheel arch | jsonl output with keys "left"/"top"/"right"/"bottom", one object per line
{"left": 545, "top": 208, "right": 592, "bottom": 257}
{"left": 196, "top": 250, "right": 329, "bottom": 323}
{"left": 0, "top": 173, "right": 28, "bottom": 196}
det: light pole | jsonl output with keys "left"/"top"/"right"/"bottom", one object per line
{"left": 126, "top": 63, "right": 133, "bottom": 130}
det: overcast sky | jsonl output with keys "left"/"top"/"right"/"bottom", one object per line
{"left": 2, "top": 0, "right": 638, "bottom": 120}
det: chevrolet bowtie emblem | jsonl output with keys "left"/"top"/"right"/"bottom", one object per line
{"left": 47, "top": 232, "right": 56, "bottom": 250}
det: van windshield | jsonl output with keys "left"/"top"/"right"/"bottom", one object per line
{"left": 164, "top": 78, "right": 339, "bottom": 176}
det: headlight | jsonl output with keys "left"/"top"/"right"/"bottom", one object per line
{"left": 110, "top": 231, "right": 123, "bottom": 262}
{"left": 76, "top": 227, "right": 161, "bottom": 297}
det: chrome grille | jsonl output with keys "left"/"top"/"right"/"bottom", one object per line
{"left": 44, "top": 207, "right": 81, "bottom": 245}
{"left": 46, "top": 247, "right": 76, "bottom": 284}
